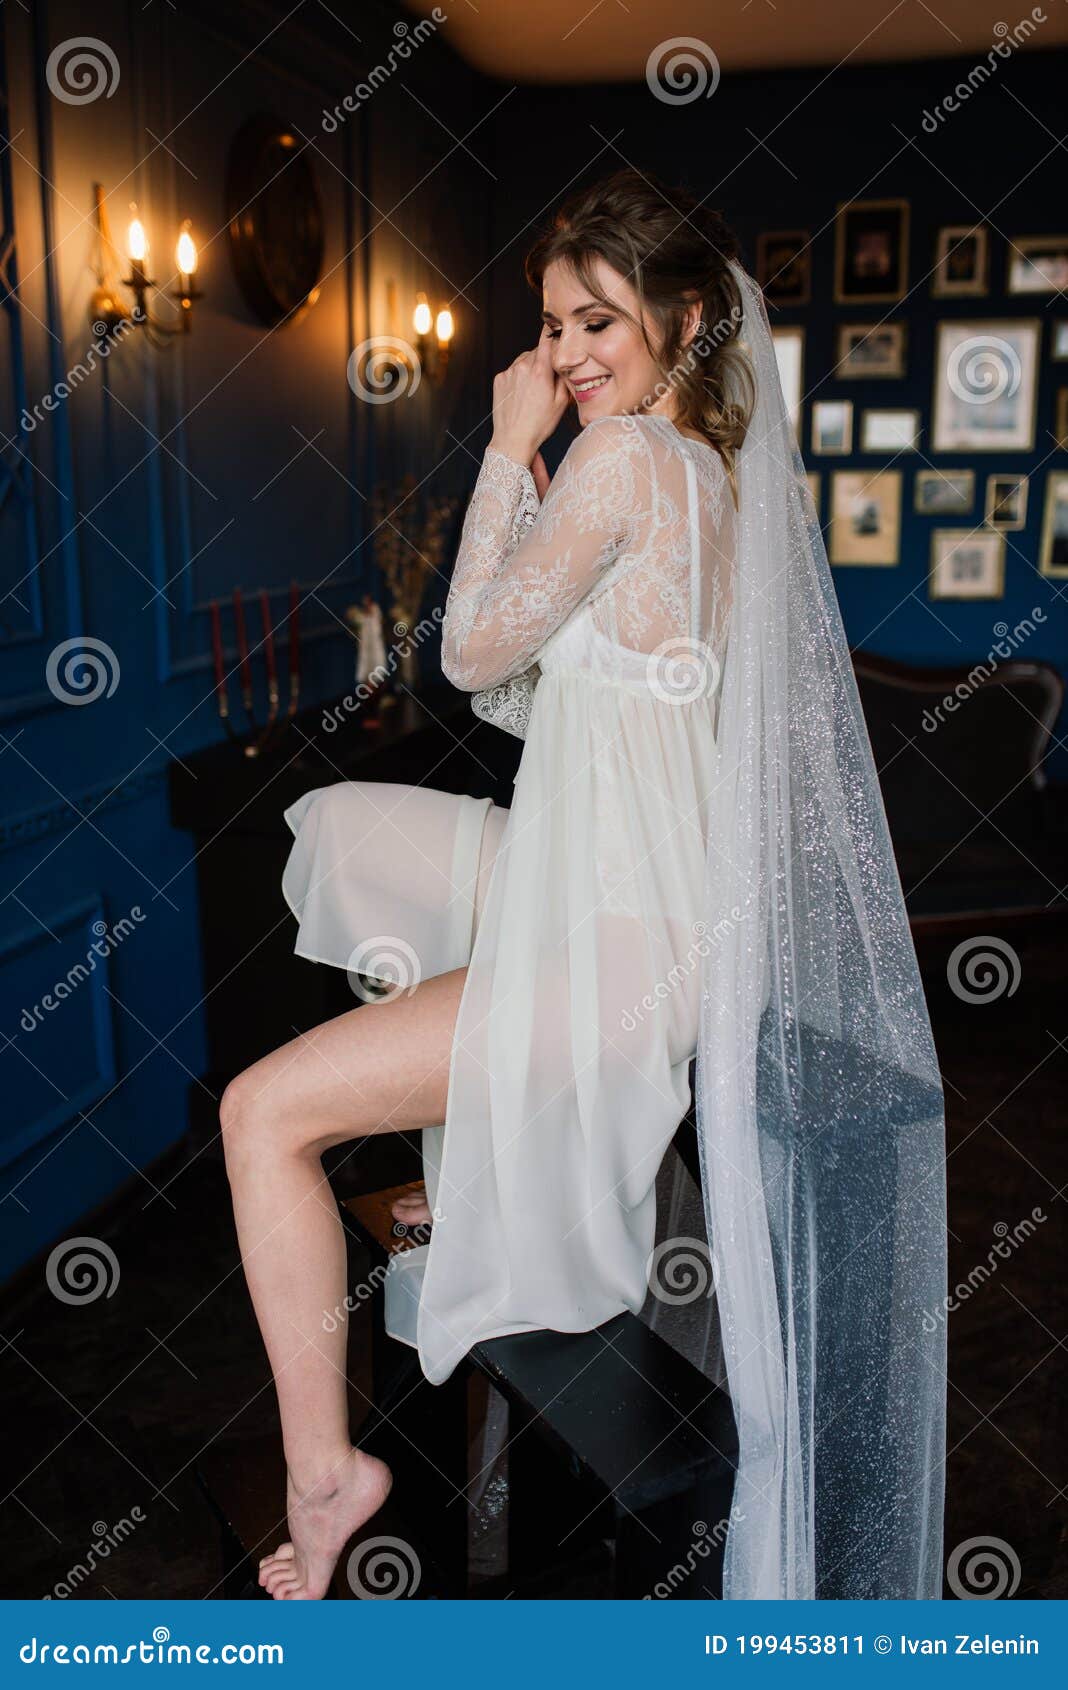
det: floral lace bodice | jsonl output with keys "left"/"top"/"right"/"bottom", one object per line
{"left": 441, "top": 412, "right": 735, "bottom": 738}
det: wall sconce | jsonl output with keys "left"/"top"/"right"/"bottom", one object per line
{"left": 90, "top": 185, "right": 203, "bottom": 347}
{"left": 412, "top": 290, "right": 453, "bottom": 384}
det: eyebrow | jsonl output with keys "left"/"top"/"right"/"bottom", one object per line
{"left": 540, "top": 301, "right": 610, "bottom": 323}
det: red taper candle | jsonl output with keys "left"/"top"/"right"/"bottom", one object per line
{"left": 259, "top": 589, "right": 277, "bottom": 687}
{"left": 288, "top": 579, "right": 300, "bottom": 689}
{"left": 210, "top": 598, "right": 225, "bottom": 698}
{"left": 232, "top": 586, "right": 252, "bottom": 694}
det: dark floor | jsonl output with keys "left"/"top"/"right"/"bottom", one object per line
{"left": 1, "top": 924, "right": 1064, "bottom": 1600}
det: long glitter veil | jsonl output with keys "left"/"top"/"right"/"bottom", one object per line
{"left": 674, "top": 261, "right": 948, "bottom": 1599}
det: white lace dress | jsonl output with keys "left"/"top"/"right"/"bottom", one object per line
{"left": 281, "top": 411, "right": 735, "bottom": 1384}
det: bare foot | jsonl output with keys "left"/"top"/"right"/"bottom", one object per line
{"left": 391, "top": 1186, "right": 432, "bottom": 1231}
{"left": 258, "top": 1448, "right": 392, "bottom": 1600}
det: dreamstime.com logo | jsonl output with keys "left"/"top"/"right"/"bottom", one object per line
{"left": 322, "top": 13, "right": 445, "bottom": 131}
{"left": 346, "top": 1535, "right": 421, "bottom": 1598}
{"left": 345, "top": 936, "right": 423, "bottom": 1002}
{"left": 46, "top": 637, "right": 120, "bottom": 705}
{"left": 643, "top": 1509, "right": 745, "bottom": 1598}
{"left": 922, "top": 1209, "right": 1046, "bottom": 1331}
{"left": 946, "top": 935, "right": 1021, "bottom": 1003}
{"left": 646, "top": 38, "right": 721, "bottom": 104}
{"left": 45, "top": 1237, "right": 120, "bottom": 1306}
{"left": 19, "top": 1629, "right": 284, "bottom": 1665}
{"left": 321, "top": 610, "right": 443, "bottom": 733}
{"left": 20, "top": 908, "right": 146, "bottom": 1033}
{"left": 946, "top": 335, "right": 1022, "bottom": 406}
{"left": 946, "top": 1535, "right": 1022, "bottom": 1599}
{"left": 21, "top": 315, "right": 139, "bottom": 432}
{"left": 921, "top": 609, "right": 1046, "bottom": 733}
{"left": 45, "top": 37, "right": 120, "bottom": 104}
{"left": 646, "top": 637, "right": 721, "bottom": 705}
{"left": 347, "top": 337, "right": 421, "bottom": 403}
{"left": 43, "top": 1511, "right": 146, "bottom": 1599}
{"left": 646, "top": 1236, "right": 719, "bottom": 1305}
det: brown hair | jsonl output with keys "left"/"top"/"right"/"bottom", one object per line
{"left": 524, "top": 168, "right": 754, "bottom": 480}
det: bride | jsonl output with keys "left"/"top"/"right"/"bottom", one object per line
{"left": 222, "top": 169, "right": 947, "bottom": 1603}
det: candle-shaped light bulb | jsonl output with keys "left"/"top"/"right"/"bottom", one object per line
{"left": 413, "top": 293, "right": 432, "bottom": 337}
{"left": 127, "top": 213, "right": 147, "bottom": 264}
{"left": 436, "top": 307, "right": 454, "bottom": 346}
{"left": 176, "top": 226, "right": 197, "bottom": 278}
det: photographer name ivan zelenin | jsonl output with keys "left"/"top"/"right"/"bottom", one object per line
{"left": 703, "top": 1633, "right": 1040, "bottom": 1656}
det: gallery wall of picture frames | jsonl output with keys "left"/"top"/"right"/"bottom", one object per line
{"left": 758, "top": 207, "right": 1068, "bottom": 598}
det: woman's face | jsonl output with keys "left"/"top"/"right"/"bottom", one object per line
{"left": 541, "top": 256, "right": 680, "bottom": 426}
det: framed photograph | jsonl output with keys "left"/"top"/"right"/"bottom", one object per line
{"left": 811, "top": 400, "right": 853, "bottom": 455}
{"left": 931, "top": 320, "right": 1040, "bottom": 453}
{"left": 836, "top": 322, "right": 907, "bottom": 379}
{"left": 834, "top": 199, "right": 909, "bottom": 303}
{"left": 829, "top": 470, "right": 902, "bottom": 566}
{"left": 1055, "top": 390, "right": 1068, "bottom": 449}
{"left": 929, "top": 529, "right": 1005, "bottom": 600}
{"left": 861, "top": 409, "right": 921, "bottom": 453}
{"left": 1039, "top": 470, "right": 1068, "bottom": 577}
{"left": 1007, "top": 235, "right": 1068, "bottom": 295}
{"left": 932, "top": 225, "right": 989, "bottom": 297}
{"left": 757, "top": 231, "right": 812, "bottom": 306}
{"left": 915, "top": 469, "right": 974, "bottom": 515}
{"left": 985, "top": 473, "right": 1029, "bottom": 531}
{"left": 1053, "top": 322, "right": 1068, "bottom": 361}
{"left": 771, "top": 326, "right": 804, "bottom": 433}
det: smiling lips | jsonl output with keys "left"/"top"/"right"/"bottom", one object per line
{"left": 571, "top": 374, "right": 611, "bottom": 403}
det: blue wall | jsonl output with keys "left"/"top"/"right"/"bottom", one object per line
{"left": 2, "top": 5, "right": 1066, "bottom": 1279}
{"left": 0, "top": 0, "right": 493, "bottom": 1278}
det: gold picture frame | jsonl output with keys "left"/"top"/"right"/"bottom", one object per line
{"left": 1055, "top": 389, "right": 1068, "bottom": 449}
{"left": 915, "top": 469, "right": 974, "bottom": 515}
{"left": 771, "top": 325, "right": 804, "bottom": 434}
{"left": 984, "top": 474, "right": 1029, "bottom": 531}
{"left": 836, "top": 322, "right": 907, "bottom": 379}
{"left": 929, "top": 528, "right": 1005, "bottom": 600}
{"left": 861, "top": 409, "right": 921, "bottom": 453}
{"left": 932, "top": 225, "right": 989, "bottom": 297}
{"left": 756, "top": 231, "right": 812, "bottom": 306}
{"left": 829, "top": 469, "right": 902, "bottom": 566}
{"left": 834, "top": 199, "right": 910, "bottom": 304}
{"left": 812, "top": 400, "right": 853, "bottom": 455}
{"left": 931, "top": 319, "right": 1040, "bottom": 453}
{"left": 1039, "top": 470, "right": 1068, "bottom": 577}
{"left": 1007, "top": 234, "right": 1068, "bottom": 295}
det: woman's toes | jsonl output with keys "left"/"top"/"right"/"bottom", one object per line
{"left": 264, "top": 1565, "right": 299, "bottom": 1597}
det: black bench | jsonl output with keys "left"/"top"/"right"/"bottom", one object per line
{"left": 338, "top": 1092, "right": 737, "bottom": 1601}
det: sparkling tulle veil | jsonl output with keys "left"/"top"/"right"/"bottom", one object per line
{"left": 675, "top": 261, "right": 947, "bottom": 1599}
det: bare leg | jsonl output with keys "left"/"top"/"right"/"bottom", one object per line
{"left": 220, "top": 963, "right": 469, "bottom": 1599}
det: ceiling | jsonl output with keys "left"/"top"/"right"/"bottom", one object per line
{"left": 399, "top": 0, "right": 1068, "bottom": 83}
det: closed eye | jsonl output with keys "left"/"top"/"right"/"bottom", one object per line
{"left": 544, "top": 319, "right": 613, "bottom": 340}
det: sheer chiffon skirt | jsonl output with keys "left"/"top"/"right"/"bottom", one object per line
{"left": 278, "top": 760, "right": 723, "bottom": 1561}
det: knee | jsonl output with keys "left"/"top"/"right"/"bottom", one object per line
{"left": 219, "top": 1067, "right": 268, "bottom": 1176}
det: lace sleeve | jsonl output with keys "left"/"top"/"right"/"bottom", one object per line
{"left": 469, "top": 460, "right": 541, "bottom": 739}
{"left": 441, "top": 418, "right": 640, "bottom": 692}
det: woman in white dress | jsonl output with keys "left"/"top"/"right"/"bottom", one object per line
{"left": 224, "top": 168, "right": 947, "bottom": 1604}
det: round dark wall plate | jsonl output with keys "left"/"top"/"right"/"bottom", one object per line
{"left": 226, "top": 114, "right": 325, "bottom": 327}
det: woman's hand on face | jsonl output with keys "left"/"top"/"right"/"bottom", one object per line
{"left": 489, "top": 329, "right": 568, "bottom": 468}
